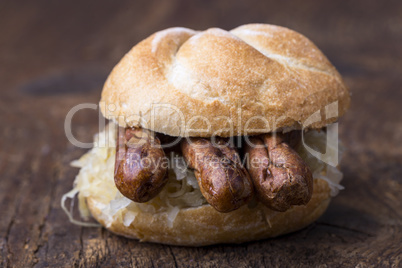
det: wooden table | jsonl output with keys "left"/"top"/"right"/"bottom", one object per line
{"left": 1, "top": 0, "right": 401, "bottom": 267}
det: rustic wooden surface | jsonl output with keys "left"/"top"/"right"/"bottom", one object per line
{"left": 1, "top": 0, "right": 401, "bottom": 267}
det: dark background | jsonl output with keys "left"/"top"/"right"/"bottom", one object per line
{"left": 1, "top": 0, "right": 401, "bottom": 267}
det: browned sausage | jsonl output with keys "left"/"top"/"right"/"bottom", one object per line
{"left": 245, "top": 133, "right": 313, "bottom": 211}
{"left": 181, "top": 137, "right": 254, "bottom": 212}
{"left": 114, "top": 127, "right": 168, "bottom": 202}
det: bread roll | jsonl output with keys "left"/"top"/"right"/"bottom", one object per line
{"left": 63, "top": 24, "right": 349, "bottom": 246}
{"left": 100, "top": 24, "right": 349, "bottom": 137}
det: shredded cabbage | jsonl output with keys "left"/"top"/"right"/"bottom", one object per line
{"left": 296, "top": 129, "right": 345, "bottom": 196}
{"left": 61, "top": 124, "right": 344, "bottom": 228}
{"left": 61, "top": 124, "right": 207, "bottom": 228}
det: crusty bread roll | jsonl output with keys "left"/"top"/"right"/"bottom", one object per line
{"left": 100, "top": 24, "right": 350, "bottom": 136}
{"left": 64, "top": 24, "right": 349, "bottom": 246}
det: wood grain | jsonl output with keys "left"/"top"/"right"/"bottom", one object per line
{"left": 0, "top": 0, "right": 401, "bottom": 267}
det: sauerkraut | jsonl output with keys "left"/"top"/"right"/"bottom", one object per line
{"left": 62, "top": 124, "right": 344, "bottom": 228}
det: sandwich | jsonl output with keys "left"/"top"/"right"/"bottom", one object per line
{"left": 62, "top": 24, "right": 350, "bottom": 246}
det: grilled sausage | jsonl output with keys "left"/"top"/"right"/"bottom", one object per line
{"left": 114, "top": 127, "right": 168, "bottom": 202}
{"left": 245, "top": 133, "right": 313, "bottom": 211}
{"left": 181, "top": 137, "right": 254, "bottom": 212}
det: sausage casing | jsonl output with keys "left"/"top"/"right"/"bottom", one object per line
{"left": 245, "top": 133, "right": 313, "bottom": 211}
{"left": 181, "top": 137, "right": 254, "bottom": 212}
{"left": 114, "top": 127, "right": 168, "bottom": 202}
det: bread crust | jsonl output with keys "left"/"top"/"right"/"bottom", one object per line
{"left": 100, "top": 24, "right": 350, "bottom": 137}
{"left": 86, "top": 178, "right": 331, "bottom": 246}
